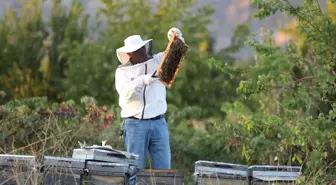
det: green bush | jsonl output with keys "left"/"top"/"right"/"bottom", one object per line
{"left": 0, "top": 96, "right": 122, "bottom": 157}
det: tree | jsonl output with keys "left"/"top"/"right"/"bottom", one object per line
{"left": 210, "top": 0, "right": 336, "bottom": 183}
{"left": 0, "top": 0, "right": 89, "bottom": 103}
{"left": 48, "top": 0, "right": 90, "bottom": 101}
{"left": 0, "top": 0, "right": 47, "bottom": 100}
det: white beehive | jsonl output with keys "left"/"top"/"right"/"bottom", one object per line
{"left": 194, "top": 160, "right": 249, "bottom": 185}
{"left": 249, "top": 165, "right": 302, "bottom": 185}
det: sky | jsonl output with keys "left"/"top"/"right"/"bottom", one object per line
{"left": 0, "top": 0, "right": 319, "bottom": 57}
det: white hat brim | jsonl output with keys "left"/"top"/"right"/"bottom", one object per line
{"left": 116, "top": 39, "right": 152, "bottom": 64}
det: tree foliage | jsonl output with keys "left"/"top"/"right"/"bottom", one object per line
{"left": 213, "top": 0, "right": 335, "bottom": 183}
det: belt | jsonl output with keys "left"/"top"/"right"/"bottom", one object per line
{"left": 126, "top": 115, "right": 164, "bottom": 120}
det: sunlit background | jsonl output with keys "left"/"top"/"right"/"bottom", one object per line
{"left": 1, "top": 0, "right": 323, "bottom": 53}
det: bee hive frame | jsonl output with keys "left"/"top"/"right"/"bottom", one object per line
{"left": 155, "top": 32, "right": 188, "bottom": 88}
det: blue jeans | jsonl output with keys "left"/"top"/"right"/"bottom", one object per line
{"left": 122, "top": 117, "right": 171, "bottom": 169}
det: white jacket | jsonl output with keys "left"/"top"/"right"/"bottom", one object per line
{"left": 115, "top": 52, "right": 166, "bottom": 119}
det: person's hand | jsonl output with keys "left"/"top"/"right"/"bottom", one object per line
{"left": 144, "top": 74, "right": 159, "bottom": 86}
{"left": 167, "top": 27, "right": 185, "bottom": 43}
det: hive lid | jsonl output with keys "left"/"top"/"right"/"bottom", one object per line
{"left": 249, "top": 165, "right": 302, "bottom": 181}
{"left": 195, "top": 160, "right": 249, "bottom": 170}
{"left": 76, "top": 141, "right": 138, "bottom": 160}
{"left": 0, "top": 154, "right": 37, "bottom": 166}
{"left": 0, "top": 154, "right": 36, "bottom": 160}
{"left": 194, "top": 160, "right": 249, "bottom": 177}
{"left": 72, "top": 148, "right": 138, "bottom": 160}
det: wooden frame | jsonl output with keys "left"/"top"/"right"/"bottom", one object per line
{"left": 155, "top": 32, "right": 189, "bottom": 88}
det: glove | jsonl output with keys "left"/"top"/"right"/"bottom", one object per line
{"left": 144, "top": 74, "right": 159, "bottom": 86}
{"left": 168, "top": 27, "right": 185, "bottom": 43}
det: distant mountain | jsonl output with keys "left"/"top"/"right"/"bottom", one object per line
{"left": 0, "top": 0, "right": 325, "bottom": 56}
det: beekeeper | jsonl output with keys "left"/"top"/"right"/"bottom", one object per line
{"left": 115, "top": 27, "right": 185, "bottom": 169}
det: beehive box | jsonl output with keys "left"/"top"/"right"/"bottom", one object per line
{"left": 136, "top": 169, "right": 184, "bottom": 185}
{"left": 43, "top": 156, "right": 85, "bottom": 185}
{"left": 249, "top": 165, "right": 302, "bottom": 185}
{"left": 83, "top": 161, "right": 130, "bottom": 185}
{"left": 194, "top": 160, "right": 249, "bottom": 185}
{"left": 0, "top": 154, "right": 40, "bottom": 185}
